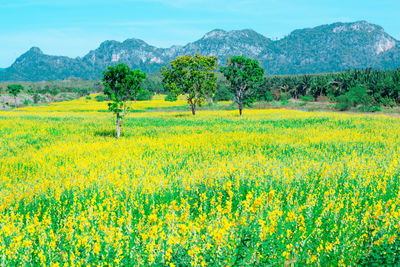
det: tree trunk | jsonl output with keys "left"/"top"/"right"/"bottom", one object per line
{"left": 14, "top": 96, "right": 17, "bottom": 108}
{"left": 238, "top": 101, "right": 243, "bottom": 117}
{"left": 191, "top": 104, "right": 196, "bottom": 116}
{"left": 116, "top": 113, "right": 121, "bottom": 139}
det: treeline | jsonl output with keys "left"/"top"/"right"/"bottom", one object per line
{"left": 215, "top": 68, "right": 400, "bottom": 111}
{"left": 2, "top": 67, "right": 400, "bottom": 112}
{"left": 146, "top": 68, "right": 400, "bottom": 112}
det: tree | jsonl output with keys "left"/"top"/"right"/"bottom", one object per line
{"left": 162, "top": 54, "right": 218, "bottom": 115}
{"left": 102, "top": 63, "right": 146, "bottom": 138}
{"left": 221, "top": 56, "right": 264, "bottom": 116}
{"left": 7, "top": 84, "right": 24, "bottom": 108}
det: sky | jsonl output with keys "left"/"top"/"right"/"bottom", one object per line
{"left": 0, "top": 0, "right": 399, "bottom": 67}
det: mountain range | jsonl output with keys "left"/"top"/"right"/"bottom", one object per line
{"left": 1, "top": 21, "right": 399, "bottom": 82}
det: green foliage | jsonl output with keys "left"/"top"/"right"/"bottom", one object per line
{"left": 165, "top": 93, "right": 178, "bottom": 102}
{"left": 335, "top": 95, "right": 353, "bottom": 111}
{"left": 162, "top": 54, "right": 218, "bottom": 115}
{"left": 22, "top": 99, "right": 31, "bottom": 106}
{"left": 95, "top": 94, "right": 107, "bottom": 102}
{"left": 256, "top": 69, "right": 400, "bottom": 111}
{"left": 335, "top": 85, "right": 379, "bottom": 111}
{"left": 7, "top": 84, "right": 24, "bottom": 96}
{"left": 102, "top": 63, "right": 147, "bottom": 116}
{"left": 85, "top": 96, "right": 91, "bottom": 100}
{"left": 213, "top": 86, "right": 233, "bottom": 102}
{"left": 135, "top": 89, "right": 153, "bottom": 101}
{"left": 33, "top": 93, "right": 40, "bottom": 104}
{"left": 301, "top": 96, "right": 313, "bottom": 102}
{"left": 102, "top": 63, "right": 146, "bottom": 138}
{"left": 336, "top": 85, "right": 371, "bottom": 110}
{"left": 258, "top": 91, "right": 274, "bottom": 102}
{"left": 358, "top": 239, "right": 400, "bottom": 265}
{"left": 78, "top": 88, "right": 89, "bottom": 97}
{"left": 141, "top": 73, "right": 166, "bottom": 94}
{"left": 221, "top": 56, "right": 264, "bottom": 116}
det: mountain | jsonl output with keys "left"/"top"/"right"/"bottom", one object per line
{"left": 1, "top": 21, "right": 399, "bottom": 81}
{"left": 273, "top": 21, "right": 400, "bottom": 74}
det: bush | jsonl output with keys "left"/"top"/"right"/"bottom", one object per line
{"left": 77, "top": 88, "right": 89, "bottom": 97}
{"left": 280, "top": 99, "right": 289, "bottom": 105}
{"left": 301, "top": 96, "right": 313, "bottom": 102}
{"left": 335, "top": 85, "right": 373, "bottom": 111}
{"left": 165, "top": 93, "right": 178, "bottom": 102}
{"left": 381, "top": 97, "right": 396, "bottom": 107}
{"left": 136, "top": 89, "right": 153, "bottom": 101}
{"left": 33, "top": 93, "right": 40, "bottom": 104}
{"left": 213, "top": 87, "right": 232, "bottom": 102}
{"left": 242, "top": 96, "right": 257, "bottom": 107}
{"left": 281, "top": 92, "right": 290, "bottom": 101}
{"left": 259, "top": 91, "right": 274, "bottom": 102}
{"left": 86, "top": 96, "right": 92, "bottom": 100}
{"left": 23, "top": 99, "right": 31, "bottom": 106}
{"left": 95, "top": 95, "right": 107, "bottom": 102}
{"left": 358, "top": 104, "right": 381, "bottom": 112}
{"left": 335, "top": 95, "right": 353, "bottom": 111}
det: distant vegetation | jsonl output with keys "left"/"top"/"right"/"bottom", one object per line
{"left": 0, "top": 74, "right": 161, "bottom": 109}
{"left": 254, "top": 68, "right": 400, "bottom": 112}
{"left": 1, "top": 64, "right": 400, "bottom": 114}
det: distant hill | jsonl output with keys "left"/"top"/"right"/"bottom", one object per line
{"left": 1, "top": 21, "right": 399, "bottom": 81}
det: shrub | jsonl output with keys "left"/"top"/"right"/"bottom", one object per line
{"left": 301, "top": 96, "right": 313, "bottom": 102}
{"left": 259, "top": 91, "right": 274, "bottom": 102}
{"left": 213, "top": 87, "right": 232, "bottom": 102}
{"left": 358, "top": 104, "right": 381, "bottom": 112}
{"left": 280, "top": 99, "right": 289, "bottom": 105}
{"left": 23, "top": 99, "right": 31, "bottom": 106}
{"left": 335, "top": 95, "right": 353, "bottom": 111}
{"left": 77, "top": 88, "right": 89, "bottom": 97}
{"left": 381, "top": 97, "right": 396, "bottom": 108}
{"left": 95, "top": 95, "right": 107, "bottom": 102}
{"left": 86, "top": 96, "right": 91, "bottom": 100}
{"left": 335, "top": 85, "right": 373, "bottom": 111}
{"left": 33, "top": 93, "right": 40, "bottom": 104}
{"left": 165, "top": 93, "right": 178, "bottom": 102}
{"left": 136, "top": 89, "right": 153, "bottom": 101}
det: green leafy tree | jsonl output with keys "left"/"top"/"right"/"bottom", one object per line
{"left": 221, "top": 56, "right": 264, "bottom": 116}
{"left": 162, "top": 54, "right": 218, "bottom": 115}
{"left": 7, "top": 84, "right": 24, "bottom": 108}
{"left": 102, "top": 63, "right": 146, "bottom": 138}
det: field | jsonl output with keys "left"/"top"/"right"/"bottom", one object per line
{"left": 1, "top": 96, "right": 400, "bottom": 266}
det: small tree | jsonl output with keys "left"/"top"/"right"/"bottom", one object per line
{"left": 102, "top": 63, "right": 146, "bottom": 138}
{"left": 162, "top": 54, "right": 218, "bottom": 115}
{"left": 221, "top": 56, "right": 264, "bottom": 116}
{"left": 7, "top": 84, "right": 24, "bottom": 108}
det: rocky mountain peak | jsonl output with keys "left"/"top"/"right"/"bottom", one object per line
{"left": 202, "top": 29, "right": 227, "bottom": 39}
{"left": 1, "top": 21, "right": 399, "bottom": 81}
{"left": 27, "top": 47, "right": 43, "bottom": 54}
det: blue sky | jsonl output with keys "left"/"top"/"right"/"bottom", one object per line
{"left": 0, "top": 0, "right": 399, "bottom": 67}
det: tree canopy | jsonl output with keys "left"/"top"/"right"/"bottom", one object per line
{"left": 102, "top": 63, "right": 146, "bottom": 138}
{"left": 7, "top": 84, "right": 24, "bottom": 108}
{"left": 162, "top": 54, "right": 218, "bottom": 115}
{"left": 221, "top": 56, "right": 264, "bottom": 116}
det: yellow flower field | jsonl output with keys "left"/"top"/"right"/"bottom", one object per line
{"left": 1, "top": 96, "right": 400, "bottom": 265}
